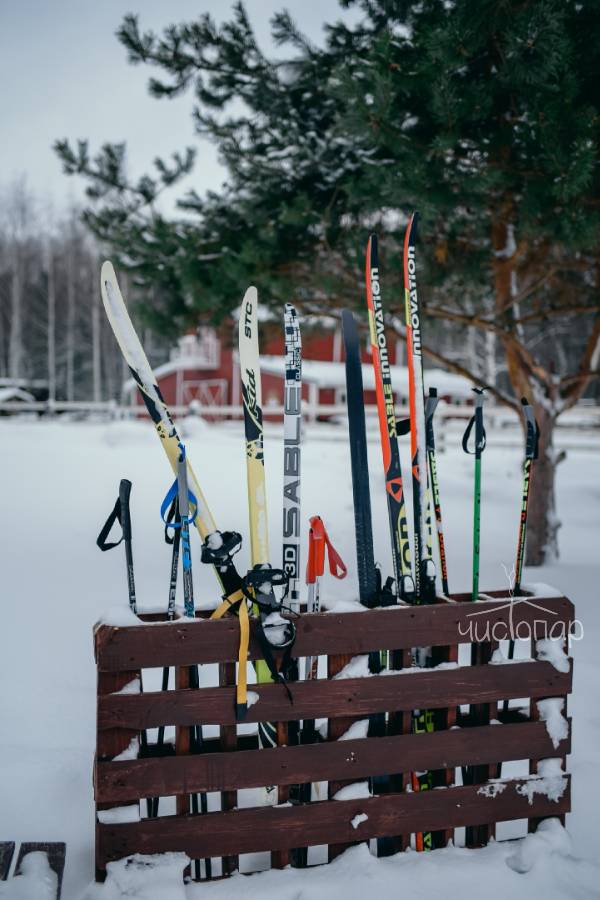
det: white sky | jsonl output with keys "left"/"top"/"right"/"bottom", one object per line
{"left": 0, "top": 0, "right": 356, "bottom": 216}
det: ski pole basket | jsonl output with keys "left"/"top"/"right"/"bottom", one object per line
{"left": 93, "top": 589, "right": 574, "bottom": 882}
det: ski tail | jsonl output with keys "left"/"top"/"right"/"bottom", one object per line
{"left": 342, "top": 309, "right": 378, "bottom": 607}
{"left": 402, "top": 215, "right": 436, "bottom": 604}
{"left": 283, "top": 304, "right": 302, "bottom": 611}
{"left": 425, "top": 388, "right": 449, "bottom": 595}
{"left": 365, "top": 234, "right": 415, "bottom": 603}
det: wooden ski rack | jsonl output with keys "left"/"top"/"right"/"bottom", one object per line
{"left": 93, "top": 590, "right": 574, "bottom": 882}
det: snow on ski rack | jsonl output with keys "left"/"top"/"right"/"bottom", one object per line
{"left": 92, "top": 589, "right": 574, "bottom": 883}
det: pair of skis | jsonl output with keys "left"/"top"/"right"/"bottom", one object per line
{"left": 344, "top": 218, "right": 449, "bottom": 853}
{"left": 100, "top": 267, "right": 300, "bottom": 841}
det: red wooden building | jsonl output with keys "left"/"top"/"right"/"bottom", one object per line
{"left": 123, "top": 317, "right": 471, "bottom": 416}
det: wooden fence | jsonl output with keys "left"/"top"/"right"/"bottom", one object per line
{"left": 94, "top": 590, "right": 573, "bottom": 881}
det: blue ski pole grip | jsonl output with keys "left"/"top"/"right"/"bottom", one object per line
{"left": 174, "top": 442, "right": 198, "bottom": 524}
{"left": 160, "top": 479, "right": 199, "bottom": 527}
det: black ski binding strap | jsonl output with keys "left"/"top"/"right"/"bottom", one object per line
{"left": 201, "top": 531, "right": 243, "bottom": 566}
{"left": 395, "top": 416, "right": 411, "bottom": 437}
{"left": 379, "top": 574, "right": 397, "bottom": 608}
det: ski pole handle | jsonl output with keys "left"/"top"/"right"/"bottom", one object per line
{"left": 521, "top": 397, "right": 539, "bottom": 460}
{"left": 461, "top": 388, "right": 487, "bottom": 458}
{"left": 306, "top": 516, "right": 326, "bottom": 584}
{"left": 306, "top": 516, "right": 347, "bottom": 584}
{"left": 119, "top": 479, "right": 133, "bottom": 543}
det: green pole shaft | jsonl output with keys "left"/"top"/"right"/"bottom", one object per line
{"left": 472, "top": 456, "right": 481, "bottom": 601}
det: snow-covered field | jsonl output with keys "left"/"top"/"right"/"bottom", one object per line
{"left": 0, "top": 415, "right": 598, "bottom": 899}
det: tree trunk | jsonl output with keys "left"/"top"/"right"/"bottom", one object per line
{"left": 491, "top": 214, "right": 558, "bottom": 566}
{"left": 525, "top": 405, "right": 562, "bottom": 566}
{"left": 46, "top": 242, "right": 56, "bottom": 406}
{"left": 66, "top": 246, "right": 75, "bottom": 402}
{"left": 9, "top": 245, "right": 22, "bottom": 382}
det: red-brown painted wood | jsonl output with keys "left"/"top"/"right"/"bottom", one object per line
{"left": 95, "top": 720, "right": 570, "bottom": 803}
{"left": 98, "top": 660, "right": 572, "bottom": 729}
{"left": 96, "top": 775, "right": 570, "bottom": 866}
{"left": 327, "top": 652, "right": 361, "bottom": 861}
{"left": 218, "top": 661, "right": 238, "bottom": 876}
{"left": 94, "top": 595, "right": 574, "bottom": 671}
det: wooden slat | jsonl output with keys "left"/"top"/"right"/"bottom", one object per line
{"left": 95, "top": 720, "right": 570, "bottom": 803}
{"left": 96, "top": 670, "right": 140, "bottom": 880}
{"left": 464, "top": 639, "right": 496, "bottom": 848}
{"left": 98, "top": 660, "right": 572, "bottom": 729}
{"left": 387, "top": 648, "right": 412, "bottom": 853}
{"left": 218, "top": 661, "right": 238, "bottom": 876}
{"left": 327, "top": 652, "right": 361, "bottom": 861}
{"left": 97, "top": 775, "right": 570, "bottom": 864}
{"left": 94, "top": 595, "right": 574, "bottom": 671}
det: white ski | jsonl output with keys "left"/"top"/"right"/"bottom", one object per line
{"left": 282, "top": 304, "right": 302, "bottom": 611}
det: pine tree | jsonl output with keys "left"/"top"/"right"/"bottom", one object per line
{"left": 55, "top": 0, "right": 600, "bottom": 564}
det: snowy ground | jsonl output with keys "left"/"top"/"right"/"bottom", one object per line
{"left": 0, "top": 415, "right": 598, "bottom": 899}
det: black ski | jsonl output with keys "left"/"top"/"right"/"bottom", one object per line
{"left": 342, "top": 309, "right": 396, "bottom": 857}
{"left": 342, "top": 309, "right": 379, "bottom": 607}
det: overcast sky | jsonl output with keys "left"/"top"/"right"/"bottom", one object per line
{"left": 1, "top": 0, "right": 355, "bottom": 217}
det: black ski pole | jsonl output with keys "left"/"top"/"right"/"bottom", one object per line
{"left": 425, "top": 388, "right": 450, "bottom": 595}
{"left": 504, "top": 398, "right": 539, "bottom": 691}
{"left": 97, "top": 479, "right": 151, "bottom": 816}
{"left": 150, "top": 495, "right": 181, "bottom": 818}
{"left": 176, "top": 445, "right": 211, "bottom": 881}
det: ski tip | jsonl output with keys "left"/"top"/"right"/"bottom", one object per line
{"left": 100, "top": 260, "right": 115, "bottom": 283}
{"left": 235, "top": 702, "right": 248, "bottom": 722}
{"left": 239, "top": 286, "right": 258, "bottom": 341}
{"left": 407, "top": 210, "right": 419, "bottom": 238}
{"left": 341, "top": 308, "right": 356, "bottom": 335}
{"left": 429, "top": 386, "right": 438, "bottom": 398}
{"left": 367, "top": 232, "right": 378, "bottom": 267}
{"left": 521, "top": 396, "right": 530, "bottom": 406}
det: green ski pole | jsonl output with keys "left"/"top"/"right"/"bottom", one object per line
{"left": 462, "top": 389, "right": 487, "bottom": 600}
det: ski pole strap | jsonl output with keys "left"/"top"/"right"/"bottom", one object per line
{"left": 201, "top": 531, "right": 243, "bottom": 565}
{"left": 210, "top": 588, "right": 249, "bottom": 720}
{"left": 521, "top": 397, "right": 540, "bottom": 459}
{"left": 462, "top": 389, "right": 487, "bottom": 455}
{"left": 306, "top": 516, "right": 347, "bottom": 583}
{"left": 395, "top": 416, "right": 411, "bottom": 437}
{"left": 96, "top": 479, "right": 133, "bottom": 551}
{"left": 163, "top": 495, "right": 178, "bottom": 545}
{"left": 160, "top": 479, "right": 199, "bottom": 528}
